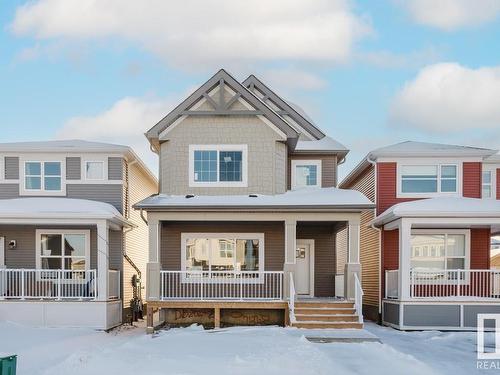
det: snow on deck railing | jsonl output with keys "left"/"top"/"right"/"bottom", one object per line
{"left": 385, "top": 270, "right": 399, "bottom": 299}
{"left": 354, "top": 273, "right": 364, "bottom": 324}
{"left": 0, "top": 269, "right": 97, "bottom": 300}
{"left": 160, "top": 270, "right": 283, "bottom": 301}
{"left": 289, "top": 273, "right": 296, "bottom": 324}
{"left": 410, "top": 269, "right": 500, "bottom": 300}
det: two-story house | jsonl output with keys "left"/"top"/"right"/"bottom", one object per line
{"left": 340, "top": 141, "right": 500, "bottom": 330}
{"left": 135, "top": 69, "right": 374, "bottom": 331}
{"left": 0, "top": 140, "right": 157, "bottom": 329}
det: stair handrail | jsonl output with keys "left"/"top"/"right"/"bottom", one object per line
{"left": 289, "top": 273, "right": 296, "bottom": 324}
{"left": 353, "top": 273, "right": 364, "bottom": 324}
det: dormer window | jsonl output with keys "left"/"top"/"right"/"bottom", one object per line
{"left": 189, "top": 145, "right": 247, "bottom": 187}
{"left": 398, "top": 163, "right": 459, "bottom": 197}
{"left": 291, "top": 160, "right": 322, "bottom": 189}
{"left": 25, "top": 161, "right": 62, "bottom": 192}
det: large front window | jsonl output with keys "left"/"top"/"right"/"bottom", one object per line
{"left": 189, "top": 145, "right": 247, "bottom": 187}
{"left": 400, "top": 164, "right": 457, "bottom": 195}
{"left": 25, "top": 161, "right": 62, "bottom": 192}
{"left": 182, "top": 233, "right": 262, "bottom": 273}
{"left": 37, "top": 230, "right": 89, "bottom": 271}
{"left": 410, "top": 231, "right": 469, "bottom": 272}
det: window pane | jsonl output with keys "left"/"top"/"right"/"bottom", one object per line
{"left": 193, "top": 151, "right": 217, "bottom": 182}
{"left": 64, "top": 234, "right": 86, "bottom": 257}
{"left": 25, "top": 162, "right": 41, "bottom": 175}
{"left": 402, "top": 179, "right": 437, "bottom": 193}
{"left": 446, "top": 235, "right": 465, "bottom": 256}
{"left": 411, "top": 259, "right": 445, "bottom": 270}
{"left": 236, "top": 239, "right": 259, "bottom": 271}
{"left": 41, "top": 234, "right": 62, "bottom": 257}
{"left": 441, "top": 165, "right": 457, "bottom": 178}
{"left": 26, "top": 176, "right": 41, "bottom": 190}
{"left": 411, "top": 234, "right": 445, "bottom": 264}
{"left": 211, "top": 239, "right": 234, "bottom": 271}
{"left": 483, "top": 185, "right": 492, "bottom": 198}
{"left": 219, "top": 151, "right": 242, "bottom": 182}
{"left": 482, "top": 171, "right": 492, "bottom": 184}
{"left": 65, "top": 257, "right": 86, "bottom": 271}
{"left": 447, "top": 258, "right": 465, "bottom": 270}
{"left": 86, "top": 162, "right": 104, "bottom": 179}
{"left": 185, "top": 238, "right": 209, "bottom": 271}
{"left": 296, "top": 165, "right": 318, "bottom": 187}
{"left": 41, "top": 257, "right": 62, "bottom": 270}
{"left": 401, "top": 165, "right": 438, "bottom": 177}
{"left": 44, "top": 162, "right": 61, "bottom": 176}
{"left": 441, "top": 179, "right": 457, "bottom": 192}
{"left": 44, "top": 176, "right": 61, "bottom": 191}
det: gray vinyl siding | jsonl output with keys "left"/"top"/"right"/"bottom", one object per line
{"left": 463, "top": 305, "right": 500, "bottom": 328}
{"left": 109, "top": 230, "right": 123, "bottom": 271}
{"left": 0, "top": 184, "right": 19, "bottom": 199}
{"left": 66, "top": 157, "right": 81, "bottom": 180}
{"left": 66, "top": 184, "right": 123, "bottom": 213}
{"left": 383, "top": 302, "right": 399, "bottom": 325}
{"left": 403, "top": 305, "right": 460, "bottom": 327}
{"left": 4, "top": 157, "right": 19, "bottom": 180}
{"left": 108, "top": 157, "right": 123, "bottom": 180}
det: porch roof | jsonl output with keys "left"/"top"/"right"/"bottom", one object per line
{"left": 134, "top": 187, "right": 374, "bottom": 211}
{"left": 373, "top": 197, "right": 500, "bottom": 226}
{"left": 0, "top": 197, "right": 133, "bottom": 227}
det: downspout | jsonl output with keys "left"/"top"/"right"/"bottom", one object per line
{"left": 140, "top": 209, "right": 148, "bottom": 225}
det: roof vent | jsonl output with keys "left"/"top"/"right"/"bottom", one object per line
{"left": 185, "top": 194, "right": 195, "bottom": 199}
{"left": 249, "top": 194, "right": 258, "bottom": 198}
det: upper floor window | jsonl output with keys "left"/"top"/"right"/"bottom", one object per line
{"left": 482, "top": 170, "right": 492, "bottom": 198}
{"left": 85, "top": 161, "right": 104, "bottom": 180}
{"left": 189, "top": 145, "right": 247, "bottom": 187}
{"left": 291, "top": 160, "right": 321, "bottom": 189}
{"left": 25, "top": 161, "right": 61, "bottom": 192}
{"left": 399, "top": 164, "right": 457, "bottom": 196}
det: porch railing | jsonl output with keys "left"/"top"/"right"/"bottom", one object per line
{"left": 289, "top": 273, "right": 296, "bottom": 323}
{"left": 353, "top": 273, "right": 364, "bottom": 324}
{"left": 108, "top": 269, "right": 120, "bottom": 300}
{"left": 385, "top": 269, "right": 500, "bottom": 300}
{"left": 160, "top": 270, "right": 283, "bottom": 301}
{"left": 0, "top": 269, "right": 97, "bottom": 300}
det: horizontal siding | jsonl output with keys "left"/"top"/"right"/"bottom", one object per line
{"left": 463, "top": 162, "right": 481, "bottom": 198}
{"left": 4, "top": 157, "right": 19, "bottom": 180}
{"left": 108, "top": 157, "right": 124, "bottom": 181}
{"left": 470, "top": 228, "right": 490, "bottom": 269}
{"left": 381, "top": 229, "right": 399, "bottom": 299}
{"left": 497, "top": 169, "right": 500, "bottom": 200}
{"left": 160, "top": 221, "right": 285, "bottom": 271}
{"left": 0, "top": 184, "right": 19, "bottom": 199}
{"left": 66, "top": 184, "right": 123, "bottom": 213}
{"left": 335, "top": 226, "right": 347, "bottom": 275}
{"left": 66, "top": 157, "right": 81, "bottom": 180}
{"left": 377, "top": 162, "right": 415, "bottom": 215}
{"left": 359, "top": 210, "right": 379, "bottom": 308}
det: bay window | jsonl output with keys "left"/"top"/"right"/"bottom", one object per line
{"left": 399, "top": 164, "right": 457, "bottom": 195}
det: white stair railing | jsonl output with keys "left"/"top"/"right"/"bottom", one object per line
{"left": 289, "top": 272, "right": 296, "bottom": 324}
{"left": 353, "top": 273, "right": 364, "bottom": 324}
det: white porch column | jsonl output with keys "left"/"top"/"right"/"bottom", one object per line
{"left": 147, "top": 218, "right": 161, "bottom": 301}
{"left": 398, "top": 218, "right": 412, "bottom": 300}
{"left": 97, "top": 220, "right": 109, "bottom": 301}
{"left": 283, "top": 219, "right": 297, "bottom": 299}
{"left": 344, "top": 219, "right": 361, "bottom": 300}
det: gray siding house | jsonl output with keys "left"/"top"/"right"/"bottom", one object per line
{"left": 0, "top": 140, "right": 157, "bottom": 329}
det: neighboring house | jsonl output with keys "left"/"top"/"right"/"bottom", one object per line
{"left": 340, "top": 141, "right": 500, "bottom": 330}
{"left": 135, "top": 69, "right": 373, "bottom": 331}
{"left": 0, "top": 140, "right": 157, "bottom": 329}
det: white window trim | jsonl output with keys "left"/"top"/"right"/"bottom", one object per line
{"left": 181, "top": 232, "right": 264, "bottom": 283}
{"left": 482, "top": 166, "right": 497, "bottom": 199}
{"left": 21, "top": 159, "right": 66, "bottom": 196}
{"left": 410, "top": 229, "right": 470, "bottom": 284}
{"left": 291, "top": 160, "right": 322, "bottom": 190}
{"left": 83, "top": 159, "right": 108, "bottom": 181}
{"left": 35, "top": 229, "right": 91, "bottom": 272}
{"left": 188, "top": 145, "right": 248, "bottom": 187}
{"left": 397, "top": 162, "right": 462, "bottom": 198}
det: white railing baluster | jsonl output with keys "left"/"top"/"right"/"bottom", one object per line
{"left": 289, "top": 273, "right": 296, "bottom": 323}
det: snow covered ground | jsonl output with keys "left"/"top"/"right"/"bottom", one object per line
{"left": 0, "top": 321, "right": 493, "bottom": 375}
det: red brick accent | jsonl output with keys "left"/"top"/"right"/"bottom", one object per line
{"left": 497, "top": 169, "right": 500, "bottom": 200}
{"left": 376, "top": 162, "right": 415, "bottom": 215}
{"left": 470, "top": 228, "right": 491, "bottom": 269}
{"left": 463, "top": 162, "right": 481, "bottom": 198}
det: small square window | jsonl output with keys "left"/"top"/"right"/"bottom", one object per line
{"left": 86, "top": 162, "right": 104, "bottom": 180}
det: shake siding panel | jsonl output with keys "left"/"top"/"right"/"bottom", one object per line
{"left": 66, "top": 157, "right": 81, "bottom": 180}
{"left": 470, "top": 228, "right": 490, "bottom": 269}
{"left": 463, "top": 162, "right": 481, "bottom": 198}
{"left": 0, "top": 184, "right": 19, "bottom": 199}
{"left": 108, "top": 157, "right": 124, "bottom": 180}
{"left": 4, "top": 157, "right": 19, "bottom": 179}
{"left": 66, "top": 184, "right": 123, "bottom": 213}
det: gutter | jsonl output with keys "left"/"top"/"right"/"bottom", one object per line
{"left": 134, "top": 204, "right": 375, "bottom": 212}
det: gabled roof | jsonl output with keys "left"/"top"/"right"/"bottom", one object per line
{"left": 146, "top": 69, "right": 299, "bottom": 146}
{"left": 242, "top": 74, "right": 325, "bottom": 139}
{"left": 340, "top": 141, "right": 498, "bottom": 188}
{"left": 295, "top": 136, "right": 348, "bottom": 154}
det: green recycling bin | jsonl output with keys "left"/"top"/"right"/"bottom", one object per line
{"left": 0, "top": 355, "right": 17, "bottom": 375}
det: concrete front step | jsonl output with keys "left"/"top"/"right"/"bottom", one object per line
{"left": 291, "top": 321, "right": 363, "bottom": 329}
{"left": 295, "top": 302, "right": 354, "bottom": 309}
{"left": 294, "top": 308, "right": 356, "bottom": 315}
{"left": 295, "top": 314, "right": 359, "bottom": 322}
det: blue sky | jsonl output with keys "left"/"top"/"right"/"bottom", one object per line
{"left": 1, "top": 0, "right": 499, "bottom": 178}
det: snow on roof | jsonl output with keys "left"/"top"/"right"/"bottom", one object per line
{"left": 370, "top": 141, "right": 496, "bottom": 158}
{"left": 373, "top": 197, "right": 500, "bottom": 226}
{"left": 0, "top": 139, "right": 130, "bottom": 153}
{"left": 135, "top": 187, "right": 373, "bottom": 210}
{"left": 0, "top": 198, "right": 131, "bottom": 225}
{"left": 295, "top": 136, "right": 348, "bottom": 153}
{"left": 485, "top": 152, "right": 500, "bottom": 163}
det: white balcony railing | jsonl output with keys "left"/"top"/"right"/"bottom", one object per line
{"left": 0, "top": 269, "right": 97, "bottom": 300}
{"left": 385, "top": 269, "right": 500, "bottom": 300}
{"left": 108, "top": 269, "right": 120, "bottom": 300}
{"left": 160, "top": 270, "right": 283, "bottom": 301}
{"left": 353, "top": 273, "right": 364, "bottom": 324}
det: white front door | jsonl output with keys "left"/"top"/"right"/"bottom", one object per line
{"left": 296, "top": 239, "right": 314, "bottom": 296}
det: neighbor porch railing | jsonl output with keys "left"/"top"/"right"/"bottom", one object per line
{"left": 385, "top": 269, "right": 500, "bottom": 300}
{"left": 0, "top": 269, "right": 97, "bottom": 300}
{"left": 160, "top": 270, "right": 283, "bottom": 301}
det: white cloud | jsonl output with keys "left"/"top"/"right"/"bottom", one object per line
{"left": 56, "top": 96, "right": 180, "bottom": 172}
{"left": 390, "top": 63, "right": 500, "bottom": 132}
{"left": 10, "top": 0, "right": 371, "bottom": 70}
{"left": 400, "top": 0, "right": 500, "bottom": 30}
